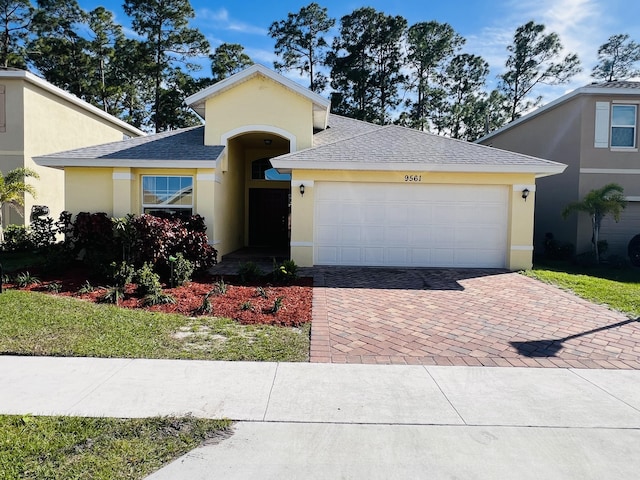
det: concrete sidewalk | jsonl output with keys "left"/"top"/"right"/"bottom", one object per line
{"left": 2, "top": 356, "right": 640, "bottom": 478}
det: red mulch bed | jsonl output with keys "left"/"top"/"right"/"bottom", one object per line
{"left": 8, "top": 266, "right": 313, "bottom": 327}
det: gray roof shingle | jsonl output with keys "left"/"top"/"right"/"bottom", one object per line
{"left": 275, "top": 124, "right": 565, "bottom": 169}
{"left": 313, "top": 114, "right": 382, "bottom": 146}
{"left": 41, "top": 126, "right": 223, "bottom": 162}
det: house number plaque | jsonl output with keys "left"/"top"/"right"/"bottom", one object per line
{"left": 404, "top": 174, "right": 422, "bottom": 182}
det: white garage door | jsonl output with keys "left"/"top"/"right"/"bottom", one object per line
{"left": 314, "top": 182, "right": 508, "bottom": 268}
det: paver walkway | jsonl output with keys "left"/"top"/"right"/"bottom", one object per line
{"left": 307, "top": 268, "right": 640, "bottom": 368}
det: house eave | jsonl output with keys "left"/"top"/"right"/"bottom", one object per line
{"left": 271, "top": 160, "right": 567, "bottom": 177}
{"left": 33, "top": 157, "right": 219, "bottom": 169}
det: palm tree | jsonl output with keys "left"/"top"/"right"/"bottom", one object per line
{"left": 0, "top": 167, "right": 39, "bottom": 243}
{"left": 562, "top": 183, "right": 627, "bottom": 264}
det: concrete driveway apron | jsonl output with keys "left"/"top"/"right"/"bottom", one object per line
{"left": 308, "top": 268, "right": 640, "bottom": 368}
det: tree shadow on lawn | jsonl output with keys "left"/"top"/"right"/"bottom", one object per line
{"left": 510, "top": 317, "right": 640, "bottom": 357}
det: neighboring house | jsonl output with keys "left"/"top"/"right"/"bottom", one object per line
{"left": 35, "top": 65, "right": 565, "bottom": 270}
{"left": 0, "top": 68, "right": 145, "bottom": 231}
{"left": 478, "top": 81, "right": 640, "bottom": 258}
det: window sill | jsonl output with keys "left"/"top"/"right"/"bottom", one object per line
{"left": 610, "top": 147, "right": 638, "bottom": 152}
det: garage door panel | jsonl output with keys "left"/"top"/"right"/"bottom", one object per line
{"left": 314, "top": 183, "right": 508, "bottom": 268}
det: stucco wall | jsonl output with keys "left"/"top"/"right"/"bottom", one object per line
{"left": 203, "top": 74, "right": 314, "bottom": 151}
{"left": 479, "top": 100, "right": 583, "bottom": 255}
{"left": 0, "top": 76, "right": 142, "bottom": 231}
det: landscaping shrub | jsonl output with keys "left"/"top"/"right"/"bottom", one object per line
{"left": 169, "top": 253, "right": 194, "bottom": 287}
{"left": 543, "top": 232, "right": 574, "bottom": 261}
{"left": 238, "top": 261, "right": 263, "bottom": 284}
{"left": 29, "top": 216, "right": 57, "bottom": 250}
{"left": 135, "top": 262, "right": 163, "bottom": 297}
{"left": 109, "top": 261, "right": 135, "bottom": 288}
{"left": 271, "top": 259, "right": 298, "bottom": 284}
{"left": 130, "top": 214, "right": 217, "bottom": 274}
{"left": 1, "top": 225, "right": 30, "bottom": 252}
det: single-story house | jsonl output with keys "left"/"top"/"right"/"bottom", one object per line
{"left": 35, "top": 64, "right": 566, "bottom": 270}
{"left": 478, "top": 81, "right": 640, "bottom": 258}
{"left": 0, "top": 68, "right": 145, "bottom": 230}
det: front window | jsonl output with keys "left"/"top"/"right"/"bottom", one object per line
{"left": 611, "top": 105, "right": 637, "bottom": 148}
{"left": 142, "top": 175, "right": 193, "bottom": 219}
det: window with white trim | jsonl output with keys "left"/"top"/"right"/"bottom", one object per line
{"left": 611, "top": 104, "right": 637, "bottom": 148}
{"left": 142, "top": 175, "right": 193, "bottom": 218}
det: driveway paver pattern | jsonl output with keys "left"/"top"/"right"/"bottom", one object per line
{"left": 307, "top": 268, "right": 640, "bottom": 368}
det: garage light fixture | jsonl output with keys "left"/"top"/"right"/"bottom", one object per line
{"left": 299, "top": 184, "right": 305, "bottom": 196}
{"left": 522, "top": 188, "right": 530, "bottom": 201}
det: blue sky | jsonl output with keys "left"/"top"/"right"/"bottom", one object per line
{"left": 80, "top": 0, "right": 640, "bottom": 104}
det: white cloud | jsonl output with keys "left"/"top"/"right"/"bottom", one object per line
{"left": 463, "top": 0, "right": 613, "bottom": 101}
{"left": 197, "top": 8, "right": 268, "bottom": 36}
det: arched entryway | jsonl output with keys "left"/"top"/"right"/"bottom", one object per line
{"left": 225, "top": 131, "right": 291, "bottom": 253}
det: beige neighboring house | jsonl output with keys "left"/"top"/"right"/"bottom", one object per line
{"left": 35, "top": 64, "right": 566, "bottom": 270}
{"left": 0, "top": 68, "right": 144, "bottom": 231}
{"left": 478, "top": 81, "right": 640, "bottom": 258}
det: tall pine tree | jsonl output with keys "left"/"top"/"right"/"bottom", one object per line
{"left": 123, "top": 0, "right": 209, "bottom": 132}
{"left": 328, "top": 7, "right": 406, "bottom": 124}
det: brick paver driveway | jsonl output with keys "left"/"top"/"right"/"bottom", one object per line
{"left": 308, "top": 268, "right": 640, "bottom": 368}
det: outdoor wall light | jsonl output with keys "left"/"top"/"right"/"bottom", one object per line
{"left": 522, "top": 188, "right": 530, "bottom": 201}
{"left": 299, "top": 184, "right": 305, "bottom": 196}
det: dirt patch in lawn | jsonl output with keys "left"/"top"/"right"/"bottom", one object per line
{"left": 7, "top": 267, "right": 312, "bottom": 327}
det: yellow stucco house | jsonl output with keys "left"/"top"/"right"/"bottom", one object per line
{"left": 35, "top": 65, "right": 566, "bottom": 270}
{"left": 0, "top": 68, "right": 145, "bottom": 230}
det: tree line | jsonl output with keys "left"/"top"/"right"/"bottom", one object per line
{"left": 2, "top": 0, "right": 639, "bottom": 139}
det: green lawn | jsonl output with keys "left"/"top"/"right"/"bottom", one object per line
{"left": 0, "top": 415, "right": 232, "bottom": 480}
{"left": 524, "top": 263, "right": 640, "bottom": 318}
{"left": 0, "top": 290, "right": 309, "bottom": 361}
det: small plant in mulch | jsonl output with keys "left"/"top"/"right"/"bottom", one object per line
{"left": 99, "top": 286, "right": 125, "bottom": 305}
{"left": 240, "top": 300, "right": 254, "bottom": 312}
{"left": 212, "top": 278, "right": 227, "bottom": 295}
{"left": 237, "top": 262, "right": 263, "bottom": 284}
{"left": 15, "top": 271, "right": 41, "bottom": 288}
{"left": 255, "top": 286, "right": 268, "bottom": 299}
{"left": 78, "top": 280, "right": 95, "bottom": 294}
{"left": 142, "top": 291, "right": 176, "bottom": 307}
{"left": 271, "top": 259, "right": 298, "bottom": 284}
{"left": 264, "top": 296, "right": 284, "bottom": 314}
{"left": 46, "top": 282, "right": 62, "bottom": 293}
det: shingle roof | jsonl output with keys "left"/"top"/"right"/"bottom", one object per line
{"left": 591, "top": 80, "right": 640, "bottom": 89}
{"left": 38, "top": 126, "right": 223, "bottom": 162}
{"left": 313, "top": 114, "right": 382, "bottom": 147}
{"left": 273, "top": 124, "right": 566, "bottom": 175}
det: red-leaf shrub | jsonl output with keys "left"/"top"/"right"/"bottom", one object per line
{"left": 130, "top": 214, "right": 217, "bottom": 272}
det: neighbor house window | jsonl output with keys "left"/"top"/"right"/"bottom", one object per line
{"left": 611, "top": 104, "right": 637, "bottom": 148}
{"left": 142, "top": 175, "right": 193, "bottom": 219}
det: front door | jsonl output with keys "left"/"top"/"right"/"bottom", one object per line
{"left": 248, "top": 188, "right": 290, "bottom": 248}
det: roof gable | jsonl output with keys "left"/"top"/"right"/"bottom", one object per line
{"left": 185, "top": 64, "right": 330, "bottom": 130}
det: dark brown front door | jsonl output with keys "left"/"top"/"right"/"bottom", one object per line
{"left": 249, "top": 188, "right": 289, "bottom": 247}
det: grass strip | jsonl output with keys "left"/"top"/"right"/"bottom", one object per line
{"left": 524, "top": 269, "right": 640, "bottom": 318}
{"left": 0, "top": 415, "right": 232, "bottom": 480}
